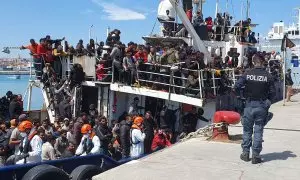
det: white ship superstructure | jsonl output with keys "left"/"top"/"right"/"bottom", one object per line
{"left": 261, "top": 8, "right": 300, "bottom": 58}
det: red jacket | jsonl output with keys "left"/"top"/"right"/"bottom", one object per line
{"left": 37, "top": 44, "right": 47, "bottom": 60}
{"left": 45, "top": 50, "right": 54, "bottom": 63}
{"left": 151, "top": 134, "right": 171, "bottom": 151}
{"left": 96, "top": 64, "right": 105, "bottom": 80}
{"left": 134, "top": 52, "right": 148, "bottom": 63}
{"left": 206, "top": 17, "right": 213, "bottom": 31}
{"left": 186, "top": 9, "right": 192, "bottom": 22}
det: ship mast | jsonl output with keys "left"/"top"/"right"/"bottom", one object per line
{"left": 298, "top": 7, "right": 300, "bottom": 30}
{"left": 246, "top": 0, "right": 250, "bottom": 19}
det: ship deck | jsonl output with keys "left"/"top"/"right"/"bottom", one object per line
{"left": 94, "top": 94, "right": 300, "bottom": 180}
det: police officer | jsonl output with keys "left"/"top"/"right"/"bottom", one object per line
{"left": 234, "top": 54, "right": 275, "bottom": 164}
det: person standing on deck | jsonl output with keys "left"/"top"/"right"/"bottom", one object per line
{"left": 234, "top": 55, "right": 275, "bottom": 164}
{"left": 20, "top": 39, "right": 40, "bottom": 78}
{"left": 143, "top": 111, "right": 156, "bottom": 154}
{"left": 128, "top": 97, "right": 144, "bottom": 116}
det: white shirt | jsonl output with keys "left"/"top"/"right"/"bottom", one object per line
{"left": 130, "top": 129, "right": 146, "bottom": 158}
{"left": 42, "top": 142, "right": 56, "bottom": 161}
{"left": 16, "top": 135, "right": 43, "bottom": 164}
{"left": 75, "top": 135, "right": 101, "bottom": 156}
{"left": 128, "top": 103, "right": 138, "bottom": 116}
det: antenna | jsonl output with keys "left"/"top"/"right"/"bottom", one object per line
{"left": 292, "top": 8, "right": 300, "bottom": 29}
{"left": 107, "top": 26, "right": 110, "bottom": 37}
{"left": 215, "top": 0, "right": 219, "bottom": 18}
{"left": 246, "top": 0, "right": 250, "bottom": 19}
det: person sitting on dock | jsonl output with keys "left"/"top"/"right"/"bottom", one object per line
{"left": 76, "top": 124, "right": 100, "bottom": 156}
{"left": 60, "top": 142, "right": 76, "bottom": 159}
{"left": 54, "top": 129, "right": 69, "bottom": 158}
{"left": 15, "top": 121, "right": 44, "bottom": 164}
{"left": 41, "top": 119, "right": 54, "bottom": 136}
{"left": 42, "top": 134, "right": 57, "bottom": 161}
{"left": 151, "top": 129, "right": 171, "bottom": 152}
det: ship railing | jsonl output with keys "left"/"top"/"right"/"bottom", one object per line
{"left": 59, "top": 56, "right": 72, "bottom": 79}
{"left": 30, "top": 54, "right": 44, "bottom": 80}
{"left": 158, "top": 23, "right": 257, "bottom": 44}
{"left": 95, "top": 56, "right": 113, "bottom": 83}
{"left": 111, "top": 61, "right": 240, "bottom": 99}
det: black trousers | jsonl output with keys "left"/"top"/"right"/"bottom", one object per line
{"left": 144, "top": 135, "right": 154, "bottom": 154}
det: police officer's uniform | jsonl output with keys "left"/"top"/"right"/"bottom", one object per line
{"left": 235, "top": 67, "right": 275, "bottom": 164}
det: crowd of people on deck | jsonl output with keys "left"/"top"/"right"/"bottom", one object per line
{"left": 0, "top": 8, "right": 288, "bottom": 166}
{"left": 160, "top": 8, "right": 257, "bottom": 43}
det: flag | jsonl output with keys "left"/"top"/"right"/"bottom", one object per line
{"left": 281, "top": 34, "right": 296, "bottom": 51}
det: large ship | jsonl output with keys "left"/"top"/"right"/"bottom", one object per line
{"left": 261, "top": 8, "right": 300, "bottom": 57}
{"left": 0, "top": 0, "right": 285, "bottom": 179}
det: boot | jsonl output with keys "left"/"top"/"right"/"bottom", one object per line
{"left": 252, "top": 155, "right": 262, "bottom": 164}
{"left": 240, "top": 152, "right": 250, "bottom": 162}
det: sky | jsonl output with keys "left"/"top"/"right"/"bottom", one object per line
{"left": 0, "top": 0, "right": 299, "bottom": 58}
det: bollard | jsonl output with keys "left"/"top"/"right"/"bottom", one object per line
{"left": 212, "top": 111, "right": 241, "bottom": 141}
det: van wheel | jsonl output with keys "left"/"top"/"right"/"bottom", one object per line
{"left": 70, "top": 165, "right": 102, "bottom": 180}
{"left": 22, "top": 164, "right": 69, "bottom": 180}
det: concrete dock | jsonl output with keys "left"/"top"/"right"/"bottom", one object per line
{"left": 94, "top": 95, "right": 300, "bottom": 180}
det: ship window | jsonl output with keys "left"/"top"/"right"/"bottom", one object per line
{"left": 292, "top": 31, "right": 295, "bottom": 35}
{"left": 279, "top": 26, "right": 283, "bottom": 33}
{"left": 274, "top": 26, "right": 278, "bottom": 33}
{"left": 288, "top": 31, "right": 291, "bottom": 34}
{"left": 296, "top": 30, "right": 299, "bottom": 35}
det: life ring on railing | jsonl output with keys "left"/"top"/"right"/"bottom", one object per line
{"left": 22, "top": 164, "right": 69, "bottom": 180}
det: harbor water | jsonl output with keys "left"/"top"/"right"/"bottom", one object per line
{"left": 0, "top": 75, "right": 43, "bottom": 110}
